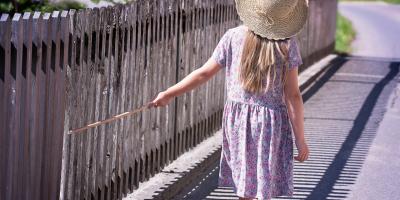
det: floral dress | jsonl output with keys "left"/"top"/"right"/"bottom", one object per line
{"left": 211, "top": 25, "right": 303, "bottom": 200}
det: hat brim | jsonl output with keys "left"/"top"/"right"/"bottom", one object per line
{"left": 235, "top": 0, "right": 309, "bottom": 40}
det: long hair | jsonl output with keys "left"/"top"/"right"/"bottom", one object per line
{"left": 239, "top": 30, "right": 290, "bottom": 94}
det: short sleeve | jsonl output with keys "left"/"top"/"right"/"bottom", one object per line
{"left": 211, "top": 30, "right": 231, "bottom": 68}
{"left": 288, "top": 38, "right": 303, "bottom": 69}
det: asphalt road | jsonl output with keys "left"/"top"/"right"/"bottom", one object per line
{"left": 339, "top": 2, "right": 400, "bottom": 200}
{"left": 171, "top": 3, "right": 400, "bottom": 199}
{"left": 339, "top": 2, "right": 400, "bottom": 59}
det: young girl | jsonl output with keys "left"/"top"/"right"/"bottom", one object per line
{"left": 150, "top": 0, "right": 310, "bottom": 199}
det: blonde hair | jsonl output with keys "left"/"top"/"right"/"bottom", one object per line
{"left": 239, "top": 30, "right": 290, "bottom": 94}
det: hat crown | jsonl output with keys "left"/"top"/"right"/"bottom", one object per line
{"left": 234, "top": 0, "right": 308, "bottom": 39}
{"left": 257, "top": 0, "right": 298, "bottom": 18}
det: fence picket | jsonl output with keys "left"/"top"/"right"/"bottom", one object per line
{"left": 10, "top": 13, "right": 23, "bottom": 200}
{"left": 0, "top": 13, "right": 11, "bottom": 200}
{"left": 19, "top": 12, "right": 32, "bottom": 200}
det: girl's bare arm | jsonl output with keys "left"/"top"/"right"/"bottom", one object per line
{"left": 166, "top": 58, "right": 221, "bottom": 97}
{"left": 284, "top": 68, "right": 304, "bottom": 140}
{"left": 150, "top": 58, "right": 222, "bottom": 107}
{"left": 284, "top": 67, "right": 309, "bottom": 162}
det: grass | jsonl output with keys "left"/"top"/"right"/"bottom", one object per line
{"left": 384, "top": 0, "right": 400, "bottom": 3}
{"left": 335, "top": 14, "right": 356, "bottom": 53}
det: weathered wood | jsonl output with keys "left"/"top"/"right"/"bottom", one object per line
{"left": 195, "top": 2, "right": 202, "bottom": 145}
{"left": 19, "top": 12, "right": 32, "bottom": 200}
{"left": 10, "top": 13, "right": 23, "bottom": 200}
{"left": 40, "top": 12, "right": 52, "bottom": 200}
{"left": 137, "top": 0, "right": 146, "bottom": 184}
{"left": 59, "top": 9, "right": 69, "bottom": 200}
{"left": 152, "top": 0, "right": 161, "bottom": 176}
{"left": 121, "top": 4, "right": 132, "bottom": 195}
{"left": 190, "top": 1, "right": 197, "bottom": 154}
{"left": 87, "top": 7, "right": 100, "bottom": 199}
{"left": 49, "top": 11, "right": 61, "bottom": 200}
{"left": 206, "top": 3, "right": 212, "bottom": 138}
{"left": 65, "top": 9, "right": 77, "bottom": 200}
{"left": 168, "top": 0, "right": 176, "bottom": 163}
{"left": 95, "top": 8, "right": 108, "bottom": 198}
{"left": 113, "top": 7, "right": 122, "bottom": 198}
{"left": 0, "top": 13, "right": 11, "bottom": 200}
{"left": 31, "top": 12, "right": 45, "bottom": 200}
{"left": 113, "top": 6, "right": 122, "bottom": 198}
{"left": 83, "top": 8, "right": 95, "bottom": 200}
{"left": 129, "top": 2, "right": 140, "bottom": 192}
{"left": 159, "top": 0, "right": 167, "bottom": 169}
{"left": 148, "top": 0, "right": 156, "bottom": 178}
{"left": 143, "top": 0, "right": 152, "bottom": 181}
{"left": 116, "top": 5, "right": 128, "bottom": 198}
{"left": 73, "top": 9, "right": 85, "bottom": 200}
{"left": 181, "top": 0, "right": 191, "bottom": 157}
{"left": 107, "top": 6, "right": 120, "bottom": 199}
{"left": 133, "top": 1, "right": 143, "bottom": 189}
{"left": 155, "top": 0, "right": 162, "bottom": 176}
{"left": 121, "top": 6, "right": 130, "bottom": 195}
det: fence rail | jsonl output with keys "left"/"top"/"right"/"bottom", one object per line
{"left": 0, "top": 0, "right": 337, "bottom": 200}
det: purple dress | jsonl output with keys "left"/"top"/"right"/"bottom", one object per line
{"left": 211, "top": 25, "right": 303, "bottom": 199}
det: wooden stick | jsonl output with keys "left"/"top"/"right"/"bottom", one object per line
{"left": 69, "top": 102, "right": 153, "bottom": 134}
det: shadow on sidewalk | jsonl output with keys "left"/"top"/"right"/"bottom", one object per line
{"left": 305, "top": 61, "right": 400, "bottom": 200}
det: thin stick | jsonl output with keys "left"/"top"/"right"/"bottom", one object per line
{"left": 69, "top": 103, "right": 153, "bottom": 134}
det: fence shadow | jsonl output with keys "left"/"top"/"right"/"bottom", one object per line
{"left": 304, "top": 61, "right": 400, "bottom": 199}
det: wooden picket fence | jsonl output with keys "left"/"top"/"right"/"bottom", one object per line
{"left": 0, "top": 0, "right": 337, "bottom": 200}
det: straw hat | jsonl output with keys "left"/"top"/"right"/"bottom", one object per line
{"left": 235, "top": 0, "right": 309, "bottom": 40}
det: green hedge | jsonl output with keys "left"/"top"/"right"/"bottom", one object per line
{"left": 335, "top": 14, "right": 356, "bottom": 53}
{"left": 0, "top": 0, "right": 85, "bottom": 13}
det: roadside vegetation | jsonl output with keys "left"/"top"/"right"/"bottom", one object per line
{"left": 0, "top": 0, "right": 85, "bottom": 13}
{"left": 384, "top": 0, "right": 400, "bottom": 3}
{"left": 335, "top": 14, "right": 356, "bottom": 53}
{"left": 0, "top": 0, "right": 132, "bottom": 13}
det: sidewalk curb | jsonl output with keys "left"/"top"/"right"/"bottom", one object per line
{"left": 124, "top": 54, "right": 340, "bottom": 200}
{"left": 299, "top": 54, "right": 339, "bottom": 91}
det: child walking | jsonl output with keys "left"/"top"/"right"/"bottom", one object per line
{"left": 150, "top": 0, "right": 310, "bottom": 199}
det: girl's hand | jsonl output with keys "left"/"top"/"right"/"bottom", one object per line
{"left": 149, "top": 91, "right": 173, "bottom": 108}
{"left": 294, "top": 138, "right": 309, "bottom": 162}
